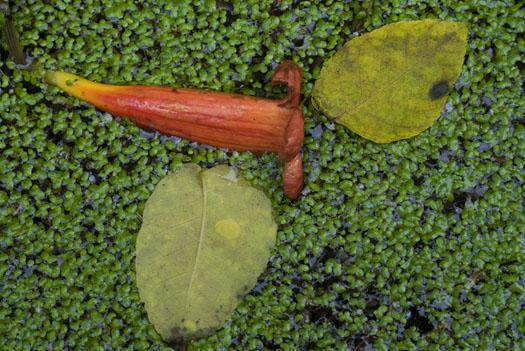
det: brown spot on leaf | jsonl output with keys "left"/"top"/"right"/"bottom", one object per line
{"left": 429, "top": 81, "right": 449, "bottom": 100}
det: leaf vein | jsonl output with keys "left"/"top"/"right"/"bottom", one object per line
{"left": 185, "top": 173, "right": 207, "bottom": 312}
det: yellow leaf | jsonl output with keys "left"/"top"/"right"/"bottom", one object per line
{"left": 312, "top": 20, "right": 468, "bottom": 143}
{"left": 135, "top": 164, "right": 277, "bottom": 341}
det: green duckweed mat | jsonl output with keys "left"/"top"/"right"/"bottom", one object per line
{"left": 1, "top": 1, "right": 524, "bottom": 350}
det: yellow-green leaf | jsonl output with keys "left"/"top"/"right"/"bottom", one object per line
{"left": 135, "top": 164, "right": 277, "bottom": 341}
{"left": 312, "top": 19, "right": 468, "bottom": 143}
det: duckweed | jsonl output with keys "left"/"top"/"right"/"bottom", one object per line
{"left": 1, "top": 0, "right": 524, "bottom": 350}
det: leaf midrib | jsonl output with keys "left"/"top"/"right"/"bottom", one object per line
{"left": 185, "top": 172, "right": 207, "bottom": 313}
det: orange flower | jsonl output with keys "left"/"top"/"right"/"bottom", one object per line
{"left": 45, "top": 61, "right": 304, "bottom": 198}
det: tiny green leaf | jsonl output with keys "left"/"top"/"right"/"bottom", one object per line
{"left": 135, "top": 164, "right": 277, "bottom": 341}
{"left": 312, "top": 19, "right": 468, "bottom": 143}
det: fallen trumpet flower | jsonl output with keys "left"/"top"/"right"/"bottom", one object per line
{"left": 45, "top": 61, "right": 304, "bottom": 198}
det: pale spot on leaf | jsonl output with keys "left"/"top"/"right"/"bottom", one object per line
{"left": 182, "top": 319, "right": 197, "bottom": 332}
{"left": 215, "top": 219, "right": 241, "bottom": 240}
